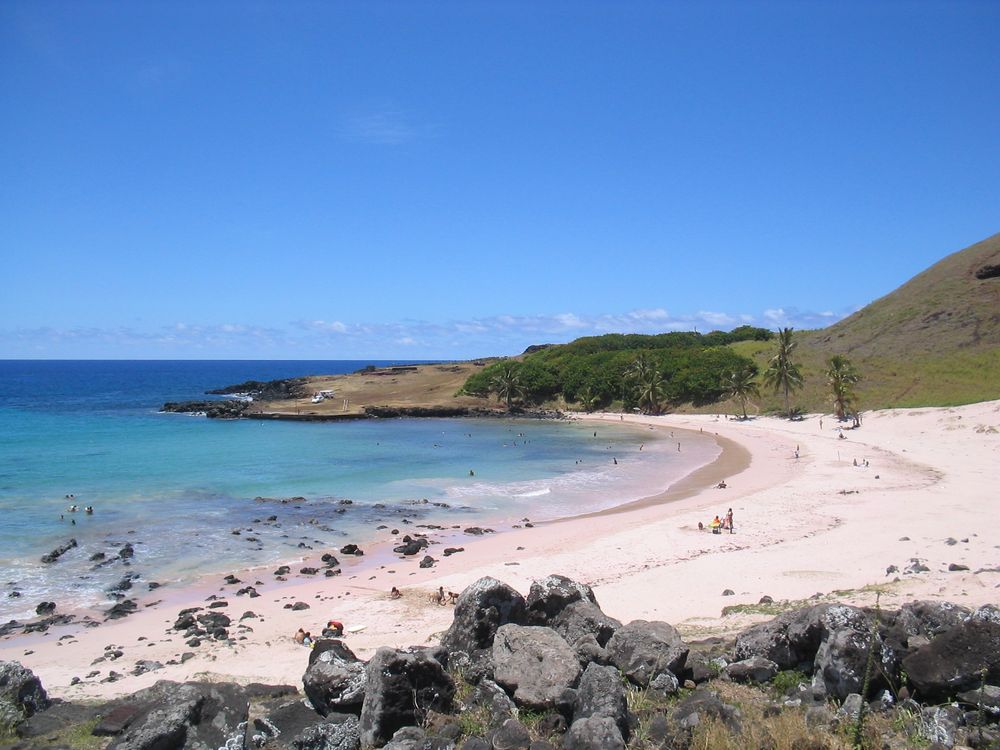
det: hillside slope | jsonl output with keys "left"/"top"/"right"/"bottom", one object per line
{"left": 729, "top": 232, "right": 1000, "bottom": 412}
{"left": 804, "top": 231, "right": 1000, "bottom": 357}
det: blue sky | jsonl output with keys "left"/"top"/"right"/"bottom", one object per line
{"left": 2, "top": 1, "right": 998, "bottom": 359}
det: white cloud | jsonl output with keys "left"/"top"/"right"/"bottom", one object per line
{"left": 629, "top": 308, "right": 670, "bottom": 321}
{"left": 298, "top": 319, "right": 349, "bottom": 334}
{"left": 339, "top": 107, "right": 421, "bottom": 146}
{"left": 554, "top": 313, "right": 586, "bottom": 329}
{"left": 0, "top": 305, "right": 853, "bottom": 358}
{"left": 763, "top": 308, "right": 789, "bottom": 325}
{"left": 696, "top": 310, "right": 736, "bottom": 327}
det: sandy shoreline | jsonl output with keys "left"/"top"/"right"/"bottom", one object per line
{"left": 3, "top": 401, "right": 998, "bottom": 701}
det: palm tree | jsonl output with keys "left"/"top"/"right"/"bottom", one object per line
{"left": 762, "top": 327, "right": 804, "bottom": 419}
{"left": 636, "top": 367, "right": 667, "bottom": 415}
{"left": 724, "top": 363, "right": 760, "bottom": 420}
{"left": 577, "top": 385, "right": 600, "bottom": 413}
{"left": 490, "top": 362, "right": 525, "bottom": 411}
{"left": 827, "top": 355, "right": 860, "bottom": 420}
{"left": 624, "top": 353, "right": 654, "bottom": 384}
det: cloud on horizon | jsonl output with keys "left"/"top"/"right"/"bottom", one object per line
{"left": 0, "top": 305, "right": 853, "bottom": 359}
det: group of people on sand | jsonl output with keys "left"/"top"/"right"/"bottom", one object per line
{"left": 701, "top": 508, "right": 734, "bottom": 534}
{"left": 390, "top": 585, "right": 458, "bottom": 606}
{"left": 434, "top": 586, "right": 459, "bottom": 605}
{"left": 294, "top": 619, "right": 344, "bottom": 647}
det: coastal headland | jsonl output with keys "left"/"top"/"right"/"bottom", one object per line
{"left": 3, "top": 399, "right": 998, "bottom": 708}
{"left": 161, "top": 362, "right": 523, "bottom": 421}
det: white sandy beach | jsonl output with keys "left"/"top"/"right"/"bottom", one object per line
{"left": 3, "top": 400, "right": 998, "bottom": 701}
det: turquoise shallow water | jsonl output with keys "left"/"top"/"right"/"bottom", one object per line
{"left": 0, "top": 360, "right": 718, "bottom": 619}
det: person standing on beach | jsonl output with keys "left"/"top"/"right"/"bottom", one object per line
{"left": 726, "top": 508, "right": 734, "bottom": 534}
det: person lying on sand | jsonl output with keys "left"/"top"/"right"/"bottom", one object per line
{"left": 322, "top": 620, "right": 344, "bottom": 637}
{"left": 716, "top": 480, "right": 727, "bottom": 489}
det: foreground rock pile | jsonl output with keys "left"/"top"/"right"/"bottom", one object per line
{"left": 3, "top": 575, "right": 999, "bottom": 749}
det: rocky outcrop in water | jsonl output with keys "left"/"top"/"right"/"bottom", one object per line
{"left": 160, "top": 400, "right": 250, "bottom": 419}
{"left": 40, "top": 538, "right": 77, "bottom": 564}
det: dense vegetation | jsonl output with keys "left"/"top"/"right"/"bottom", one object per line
{"left": 460, "top": 327, "right": 773, "bottom": 412}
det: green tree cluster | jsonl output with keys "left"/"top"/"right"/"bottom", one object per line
{"left": 460, "top": 328, "right": 772, "bottom": 412}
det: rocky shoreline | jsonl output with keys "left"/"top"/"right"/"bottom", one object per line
{"left": 160, "top": 374, "right": 564, "bottom": 422}
{"left": 3, "top": 574, "right": 998, "bottom": 750}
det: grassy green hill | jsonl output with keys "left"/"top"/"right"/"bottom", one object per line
{"left": 725, "top": 232, "right": 1000, "bottom": 413}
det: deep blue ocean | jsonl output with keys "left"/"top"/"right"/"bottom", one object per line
{"left": 0, "top": 360, "right": 717, "bottom": 619}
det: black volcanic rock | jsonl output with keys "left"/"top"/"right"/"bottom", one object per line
{"left": 206, "top": 377, "right": 308, "bottom": 400}
{"left": 160, "top": 400, "right": 250, "bottom": 419}
{"left": 41, "top": 539, "right": 77, "bottom": 564}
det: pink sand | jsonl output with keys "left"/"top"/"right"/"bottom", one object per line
{"left": 3, "top": 401, "right": 998, "bottom": 700}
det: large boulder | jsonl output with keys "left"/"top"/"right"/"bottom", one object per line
{"left": 734, "top": 603, "right": 892, "bottom": 699}
{"left": 672, "top": 689, "right": 742, "bottom": 734}
{"left": 468, "top": 679, "right": 516, "bottom": 728}
{"left": 107, "top": 689, "right": 203, "bottom": 750}
{"left": 724, "top": 656, "right": 779, "bottom": 685}
{"left": 440, "top": 578, "right": 525, "bottom": 666}
{"left": 893, "top": 601, "right": 971, "bottom": 641}
{"left": 750, "top": 604, "right": 889, "bottom": 701}
{"left": 605, "top": 620, "right": 688, "bottom": 686}
{"left": 549, "top": 600, "right": 621, "bottom": 649}
{"left": 524, "top": 575, "right": 598, "bottom": 625}
{"left": 561, "top": 717, "right": 625, "bottom": 750}
{"left": 492, "top": 625, "right": 581, "bottom": 711}
{"left": 246, "top": 699, "right": 339, "bottom": 749}
{"left": 490, "top": 718, "right": 531, "bottom": 750}
{"left": 735, "top": 604, "right": 865, "bottom": 670}
{"left": 971, "top": 604, "right": 1000, "bottom": 624}
{"left": 573, "top": 663, "right": 629, "bottom": 740}
{"left": 304, "top": 641, "right": 367, "bottom": 716}
{"left": 732, "top": 611, "right": 799, "bottom": 669}
{"left": 358, "top": 648, "right": 454, "bottom": 749}
{"left": 813, "top": 616, "right": 882, "bottom": 700}
{"left": 0, "top": 661, "right": 49, "bottom": 728}
{"left": 107, "top": 681, "right": 250, "bottom": 750}
{"left": 291, "top": 715, "right": 361, "bottom": 750}
{"left": 902, "top": 618, "right": 1000, "bottom": 701}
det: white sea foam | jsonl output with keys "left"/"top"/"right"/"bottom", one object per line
{"left": 515, "top": 488, "right": 551, "bottom": 498}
